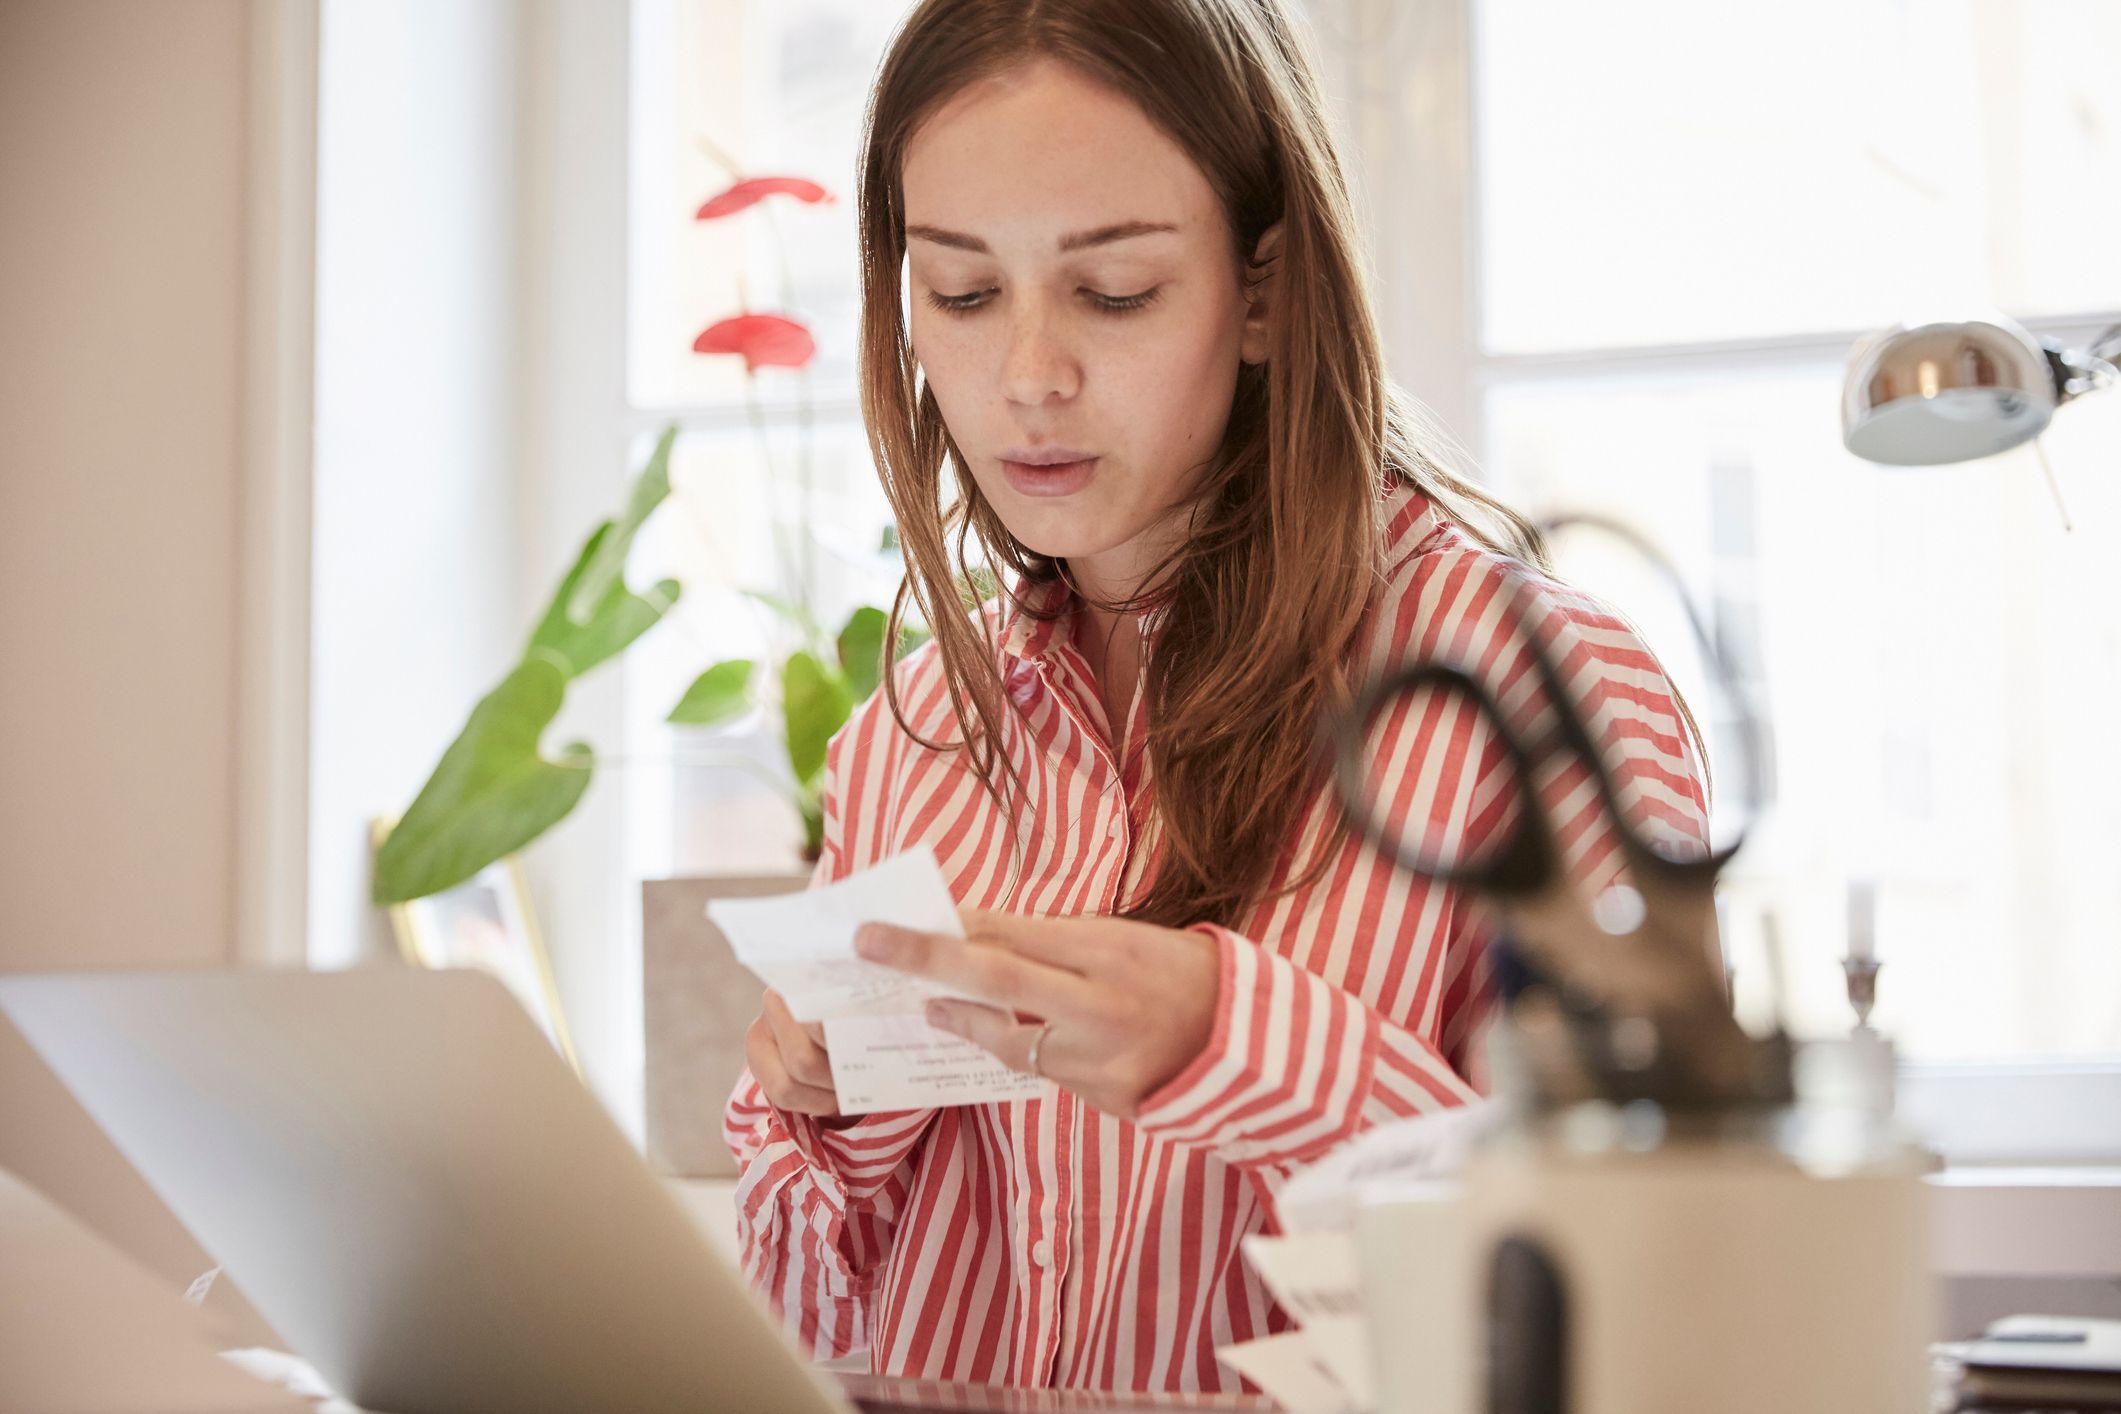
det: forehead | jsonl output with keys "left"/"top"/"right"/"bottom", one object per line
{"left": 902, "top": 58, "right": 1223, "bottom": 252}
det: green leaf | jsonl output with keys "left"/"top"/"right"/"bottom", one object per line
{"left": 781, "top": 649, "right": 853, "bottom": 786}
{"left": 836, "top": 606, "right": 887, "bottom": 703}
{"left": 796, "top": 783, "right": 825, "bottom": 861}
{"left": 372, "top": 658, "right": 593, "bottom": 904}
{"left": 529, "top": 521, "right": 679, "bottom": 678}
{"left": 564, "top": 425, "right": 676, "bottom": 622}
{"left": 668, "top": 659, "right": 755, "bottom": 726}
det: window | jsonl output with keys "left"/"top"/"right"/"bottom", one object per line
{"left": 625, "top": 0, "right": 906, "bottom": 880}
{"left": 1474, "top": 0, "right": 2121, "bottom": 353}
{"left": 620, "top": 0, "right": 2121, "bottom": 1155}
{"left": 1444, "top": 0, "right": 2121, "bottom": 1065}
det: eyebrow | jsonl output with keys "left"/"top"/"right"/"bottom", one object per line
{"left": 904, "top": 219, "right": 1181, "bottom": 254}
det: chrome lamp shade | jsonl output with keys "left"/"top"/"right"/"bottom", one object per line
{"left": 1841, "top": 314, "right": 2115, "bottom": 467}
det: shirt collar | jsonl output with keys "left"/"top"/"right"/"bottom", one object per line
{"left": 994, "top": 573, "right": 1175, "bottom": 665}
{"left": 995, "top": 574, "right": 1069, "bottom": 663}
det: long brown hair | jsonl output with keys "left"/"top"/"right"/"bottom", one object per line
{"left": 858, "top": 0, "right": 1543, "bottom": 928}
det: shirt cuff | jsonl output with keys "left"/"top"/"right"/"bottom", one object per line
{"left": 765, "top": 1104, "right": 932, "bottom": 1197}
{"left": 1132, "top": 923, "right": 1382, "bottom": 1168}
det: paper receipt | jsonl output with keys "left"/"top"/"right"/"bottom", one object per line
{"left": 707, "top": 846, "right": 1047, "bottom": 1113}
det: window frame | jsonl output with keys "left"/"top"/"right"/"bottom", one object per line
{"left": 1317, "top": 0, "right": 2121, "bottom": 1164}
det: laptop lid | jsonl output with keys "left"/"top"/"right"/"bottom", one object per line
{"left": 0, "top": 967, "right": 850, "bottom": 1414}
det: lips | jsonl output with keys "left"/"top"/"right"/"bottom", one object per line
{"left": 1000, "top": 455, "right": 1098, "bottom": 498}
{"left": 1001, "top": 445, "right": 1096, "bottom": 466}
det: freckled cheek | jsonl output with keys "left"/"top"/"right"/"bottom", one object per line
{"left": 1115, "top": 326, "right": 1239, "bottom": 451}
{"left": 909, "top": 318, "right": 994, "bottom": 393}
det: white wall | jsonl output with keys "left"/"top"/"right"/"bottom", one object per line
{"left": 6, "top": 0, "right": 671, "bottom": 1208}
{"left": 307, "top": 0, "right": 529, "bottom": 970}
{"left": 0, "top": 0, "right": 631, "bottom": 1313}
{"left": 0, "top": 0, "right": 302, "bottom": 1345}
{"left": 0, "top": 4, "right": 247, "bottom": 971}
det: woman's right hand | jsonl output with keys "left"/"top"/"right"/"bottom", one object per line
{"left": 745, "top": 988, "right": 841, "bottom": 1117}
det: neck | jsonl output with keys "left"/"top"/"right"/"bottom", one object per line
{"left": 1055, "top": 496, "right": 1201, "bottom": 676}
{"left": 1064, "top": 575, "right": 1144, "bottom": 745}
{"left": 1062, "top": 499, "right": 1192, "bottom": 614}
{"left": 1060, "top": 554, "right": 1144, "bottom": 669}
{"left": 1072, "top": 593, "right": 1136, "bottom": 659}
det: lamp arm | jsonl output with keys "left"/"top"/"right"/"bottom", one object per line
{"left": 2045, "top": 341, "right": 2117, "bottom": 404}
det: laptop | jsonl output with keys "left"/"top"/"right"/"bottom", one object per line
{"left": 0, "top": 966, "right": 865, "bottom": 1414}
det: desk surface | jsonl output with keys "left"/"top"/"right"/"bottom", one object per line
{"left": 839, "top": 1372, "right": 1275, "bottom": 1412}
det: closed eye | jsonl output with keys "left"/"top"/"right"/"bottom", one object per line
{"left": 921, "top": 287, "right": 1163, "bottom": 316}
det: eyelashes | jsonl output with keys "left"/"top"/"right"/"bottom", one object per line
{"left": 921, "top": 287, "right": 1164, "bottom": 317}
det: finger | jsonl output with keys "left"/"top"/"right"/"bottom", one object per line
{"left": 763, "top": 987, "right": 823, "bottom": 1046}
{"left": 767, "top": 1070, "right": 840, "bottom": 1115}
{"left": 773, "top": 993, "right": 826, "bottom": 1051}
{"left": 762, "top": 990, "right": 835, "bottom": 1091}
{"left": 854, "top": 923, "right": 1094, "bottom": 1017}
{"left": 924, "top": 999, "right": 1051, "bottom": 1077}
{"left": 958, "top": 908, "right": 1102, "bottom": 976}
{"left": 746, "top": 1015, "right": 840, "bottom": 1116}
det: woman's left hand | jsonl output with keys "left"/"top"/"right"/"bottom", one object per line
{"left": 853, "top": 909, "right": 1220, "bottom": 1119}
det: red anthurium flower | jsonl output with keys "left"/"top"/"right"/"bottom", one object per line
{"left": 692, "top": 313, "right": 816, "bottom": 372}
{"left": 694, "top": 176, "right": 834, "bottom": 221}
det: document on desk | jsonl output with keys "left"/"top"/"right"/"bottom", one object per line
{"left": 1274, "top": 1100, "right": 1492, "bottom": 1235}
{"left": 707, "top": 846, "right": 1048, "bottom": 1113}
{"left": 1215, "top": 1332, "right": 1356, "bottom": 1414}
{"left": 1240, "top": 1232, "right": 1373, "bottom": 1409}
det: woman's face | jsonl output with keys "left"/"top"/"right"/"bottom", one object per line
{"left": 902, "top": 58, "right": 1271, "bottom": 596}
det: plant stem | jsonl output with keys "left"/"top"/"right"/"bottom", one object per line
{"left": 761, "top": 198, "right": 818, "bottom": 628}
{"left": 741, "top": 372, "right": 807, "bottom": 644}
{"left": 693, "top": 131, "right": 744, "bottom": 181}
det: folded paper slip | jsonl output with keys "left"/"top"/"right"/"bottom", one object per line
{"left": 709, "top": 846, "right": 1046, "bottom": 1113}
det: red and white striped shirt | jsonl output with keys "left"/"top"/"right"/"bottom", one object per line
{"left": 724, "top": 479, "right": 1708, "bottom": 1393}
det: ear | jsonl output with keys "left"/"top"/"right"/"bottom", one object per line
{"left": 1239, "top": 221, "right": 1283, "bottom": 366}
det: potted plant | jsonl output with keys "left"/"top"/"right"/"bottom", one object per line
{"left": 372, "top": 152, "right": 906, "bottom": 905}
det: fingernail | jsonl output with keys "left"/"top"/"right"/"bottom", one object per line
{"left": 854, "top": 925, "right": 893, "bottom": 960}
{"left": 924, "top": 1000, "right": 953, "bottom": 1032}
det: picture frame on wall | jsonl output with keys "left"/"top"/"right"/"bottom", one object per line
{"left": 369, "top": 818, "right": 579, "bottom": 1074}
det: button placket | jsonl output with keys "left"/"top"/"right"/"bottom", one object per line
{"left": 1037, "top": 1087, "right": 1075, "bottom": 1381}
{"left": 1034, "top": 655, "right": 1126, "bottom": 785}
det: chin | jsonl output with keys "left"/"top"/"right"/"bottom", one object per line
{"left": 988, "top": 501, "right": 1125, "bottom": 563}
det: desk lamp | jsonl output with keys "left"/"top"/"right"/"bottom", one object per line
{"left": 1837, "top": 312, "right": 2117, "bottom": 1024}
{"left": 1842, "top": 312, "right": 2120, "bottom": 523}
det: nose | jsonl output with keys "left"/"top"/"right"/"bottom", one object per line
{"left": 999, "top": 297, "right": 1081, "bottom": 406}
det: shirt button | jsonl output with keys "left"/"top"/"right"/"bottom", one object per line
{"left": 1106, "top": 817, "right": 1122, "bottom": 840}
{"left": 1031, "top": 1239, "right": 1053, "bottom": 1267}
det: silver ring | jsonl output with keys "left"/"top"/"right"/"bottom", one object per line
{"left": 1024, "top": 1020, "right": 1053, "bottom": 1078}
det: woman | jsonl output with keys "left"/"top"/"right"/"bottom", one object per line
{"left": 725, "top": 0, "right": 1707, "bottom": 1393}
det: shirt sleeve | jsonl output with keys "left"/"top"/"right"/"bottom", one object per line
{"left": 721, "top": 695, "right": 940, "bottom": 1361}
{"left": 1133, "top": 545, "right": 1710, "bottom": 1178}
{"left": 1130, "top": 919, "right": 1481, "bottom": 1171}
